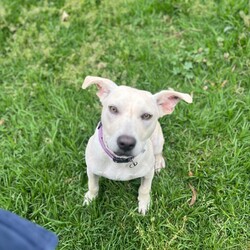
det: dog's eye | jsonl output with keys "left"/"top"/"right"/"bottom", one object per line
{"left": 109, "top": 106, "right": 118, "bottom": 114}
{"left": 141, "top": 113, "right": 152, "bottom": 120}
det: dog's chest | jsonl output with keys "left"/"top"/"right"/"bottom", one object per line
{"left": 93, "top": 160, "right": 153, "bottom": 181}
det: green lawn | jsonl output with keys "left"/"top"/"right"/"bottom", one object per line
{"left": 1, "top": 0, "right": 249, "bottom": 249}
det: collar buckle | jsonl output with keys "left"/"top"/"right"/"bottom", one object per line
{"left": 129, "top": 158, "right": 138, "bottom": 168}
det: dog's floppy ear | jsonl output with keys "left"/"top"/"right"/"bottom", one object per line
{"left": 82, "top": 76, "right": 117, "bottom": 101}
{"left": 154, "top": 90, "right": 192, "bottom": 117}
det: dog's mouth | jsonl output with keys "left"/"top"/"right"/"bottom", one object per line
{"left": 114, "top": 150, "right": 134, "bottom": 157}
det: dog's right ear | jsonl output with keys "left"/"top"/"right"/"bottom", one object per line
{"left": 82, "top": 76, "right": 117, "bottom": 101}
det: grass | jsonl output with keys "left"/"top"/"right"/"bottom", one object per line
{"left": 0, "top": 0, "right": 249, "bottom": 249}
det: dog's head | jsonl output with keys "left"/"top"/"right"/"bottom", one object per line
{"left": 82, "top": 76, "right": 192, "bottom": 158}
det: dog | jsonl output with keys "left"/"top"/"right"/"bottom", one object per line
{"left": 82, "top": 76, "right": 192, "bottom": 214}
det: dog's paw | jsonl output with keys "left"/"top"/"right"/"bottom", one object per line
{"left": 155, "top": 154, "right": 166, "bottom": 174}
{"left": 138, "top": 199, "right": 150, "bottom": 215}
{"left": 83, "top": 191, "right": 98, "bottom": 206}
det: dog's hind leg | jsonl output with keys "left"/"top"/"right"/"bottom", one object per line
{"left": 150, "top": 122, "right": 166, "bottom": 173}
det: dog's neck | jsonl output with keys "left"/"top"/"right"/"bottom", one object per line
{"left": 97, "top": 122, "right": 139, "bottom": 167}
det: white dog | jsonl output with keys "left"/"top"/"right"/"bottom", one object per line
{"left": 82, "top": 76, "right": 192, "bottom": 214}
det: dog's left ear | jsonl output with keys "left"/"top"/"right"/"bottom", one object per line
{"left": 154, "top": 90, "right": 192, "bottom": 117}
{"left": 82, "top": 76, "right": 117, "bottom": 101}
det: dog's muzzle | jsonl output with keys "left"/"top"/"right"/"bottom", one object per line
{"left": 97, "top": 122, "right": 139, "bottom": 167}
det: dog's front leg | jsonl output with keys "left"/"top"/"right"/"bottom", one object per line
{"left": 138, "top": 171, "right": 154, "bottom": 215}
{"left": 83, "top": 170, "right": 99, "bottom": 205}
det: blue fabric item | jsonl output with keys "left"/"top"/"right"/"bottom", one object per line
{"left": 0, "top": 209, "right": 58, "bottom": 250}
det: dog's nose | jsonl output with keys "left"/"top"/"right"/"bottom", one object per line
{"left": 117, "top": 135, "right": 136, "bottom": 152}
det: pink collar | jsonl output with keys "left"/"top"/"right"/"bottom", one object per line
{"left": 97, "top": 122, "right": 138, "bottom": 166}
